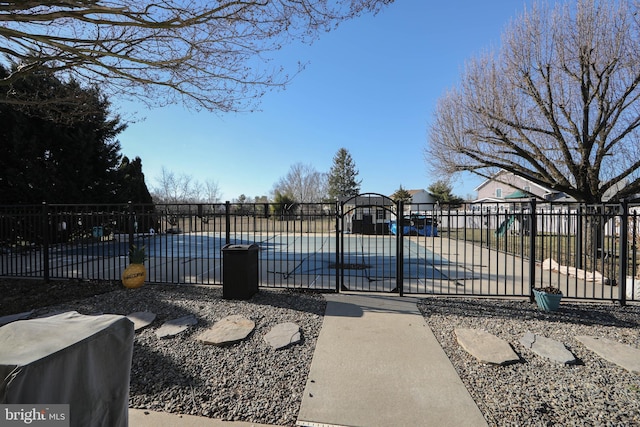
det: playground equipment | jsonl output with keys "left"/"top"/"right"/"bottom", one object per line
{"left": 495, "top": 215, "right": 516, "bottom": 237}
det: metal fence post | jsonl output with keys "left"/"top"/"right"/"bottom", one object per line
{"left": 576, "top": 204, "right": 583, "bottom": 270}
{"left": 42, "top": 202, "right": 50, "bottom": 283}
{"left": 335, "top": 200, "right": 341, "bottom": 293}
{"left": 528, "top": 198, "right": 537, "bottom": 303}
{"left": 225, "top": 201, "right": 231, "bottom": 245}
{"left": 619, "top": 199, "right": 628, "bottom": 306}
{"left": 397, "top": 200, "right": 404, "bottom": 296}
{"left": 127, "top": 201, "right": 134, "bottom": 261}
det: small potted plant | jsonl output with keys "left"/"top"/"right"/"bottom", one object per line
{"left": 122, "top": 245, "right": 147, "bottom": 289}
{"left": 532, "top": 286, "right": 563, "bottom": 312}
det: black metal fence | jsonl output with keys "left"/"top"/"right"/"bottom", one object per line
{"left": 1, "top": 199, "right": 638, "bottom": 304}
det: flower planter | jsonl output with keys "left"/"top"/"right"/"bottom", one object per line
{"left": 533, "top": 288, "right": 562, "bottom": 312}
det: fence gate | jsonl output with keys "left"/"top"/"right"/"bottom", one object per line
{"left": 336, "top": 194, "right": 404, "bottom": 295}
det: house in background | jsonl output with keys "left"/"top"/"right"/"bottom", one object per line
{"left": 407, "top": 189, "right": 436, "bottom": 203}
{"left": 473, "top": 170, "right": 574, "bottom": 211}
{"left": 400, "top": 189, "right": 437, "bottom": 215}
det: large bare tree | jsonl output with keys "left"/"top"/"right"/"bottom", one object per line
{"left": 0, "top": 0, "right": 392, "bottom": 112}
{"left": 152, "top": 166, "right": 199, "bottom": 203}
{"left": 426, "top": 0, "right": 640, "bottom": 203}
{"left": 273, "top": 162, "right": 327, "bottom": 203}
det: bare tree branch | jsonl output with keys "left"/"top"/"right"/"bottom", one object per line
{"left": 0, "top": 0, "right": 392, "bottom": 112}
{"left": 273, "top": 162, "right": 327, "bottom": 203}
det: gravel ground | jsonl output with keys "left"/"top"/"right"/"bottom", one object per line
{"left": 2, "top": 280, "right": 640, "bottom": 426}
{"left": 419, "top": 297, "right": 640, "bottom": 427}
{"left": 0, "top": 278, "right": 121, "bottom": 317}
{"left": 2, "top": 281, "right": 325, "bottom": 426}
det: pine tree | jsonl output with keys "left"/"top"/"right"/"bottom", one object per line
{"left": 116, "top": 156, "right": 154, "bottom": 205}
{"left": 0, "top": 64, "right": 151, "bottom": 204}
{"left": 390, "top": 185, "right": 412, "bottom": 203}
{"left": 327, "top": 148, "right": 361, "bottom": 200}
{"left": 428, "top": 180, "right": 464, "bottom": 208}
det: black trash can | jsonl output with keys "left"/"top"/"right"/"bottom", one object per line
{"left": 221, "top": 243, "right": 259, "bottom": 300}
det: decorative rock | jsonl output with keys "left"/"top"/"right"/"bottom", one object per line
{"left": 155, "top": 314, "right": 197, "bottom": 338}
{"left": 127, "top": 311, "right": 156, "bottom": 331}
{"left": 455, "top": 328, "right": 520, "bottom": 365}
{"left": 0, "top": 310, "right": 33, "bottom": 326}
{"left": 624, "top": 276, "right": 640, "bottom": 300}
{"left": 542, "top": 258, "right": 608, "bottom": 285}
{"left": 576, "top": 335, "right": 640, "bottom": 374}
{"left": 520, "top": 331, "right": 577, "bottom": 364}
{"left": 197, "top": 315, "right": 255, "bottom": 346}
{"left": 264, "top": 322, "right": 301, "bottom": 350}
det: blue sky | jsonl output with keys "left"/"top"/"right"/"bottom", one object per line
{"left": 116, "top": 1, "right": 532, "bottom": 202}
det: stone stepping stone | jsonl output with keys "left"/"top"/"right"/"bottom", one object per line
{"left": 0, "top": 310, "right": 33, "bottom": 326}
{"left": 197, "top": 315, "right": 255, "bottom": 346}
{"left": 126, "top": 311, "right": 156, "bottom": 331}
{"left": 455, "top": 328, "right": 520, "bottom": 365}
{"left": 264, "top": 322, "right": 301, "bottom": 350}
{"left": 155, "top": 315, "right": 197, "bottom": 338}
{"left": 576, "top": 335, "right": 640, "bottom": 374}
{"left": 520, "top": 331, "right": 577, "bottom": 364}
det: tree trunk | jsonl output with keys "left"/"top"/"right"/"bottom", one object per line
{"left": 583, "top": 206, "right": 605, "bottom": 269}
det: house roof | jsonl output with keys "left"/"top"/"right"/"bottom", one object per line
{"left": 602, "top": 179, "right": 629, "bottom": 202}
{"left": 546, "top": 193, "right": 576, "bottom": 203}
{"left": 341, "top": 195, "right": 394, "bottom": 206}
{"left": 471, "top": 197, "right": 503, "bottom": 204}
{"left": 474, "top": 170, "right": 552, "bottom": 194}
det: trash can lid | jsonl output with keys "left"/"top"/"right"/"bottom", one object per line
{"left": 221, "top": 243, "right": 259, "bottom": 251}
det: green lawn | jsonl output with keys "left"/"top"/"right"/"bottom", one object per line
{"left": 445, "top": 227, "right": 639, "bottom": 279}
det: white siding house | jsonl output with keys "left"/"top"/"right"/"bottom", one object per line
{"left": 473, "top": 170, "right": 574, "bottom": 211}
{"left": 404, "top": 189, "right": 437, "bottom": 214}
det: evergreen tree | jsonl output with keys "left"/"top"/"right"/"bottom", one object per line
{"left": 390, "top": 185, "right": 412, "bottom": 203}
{"left": 427, "top": 180, "right": 464, "bottom": 208}
{"left": 327, "top": 148, "right": 361, "bottom": 200}
{"left": 116, "top": 156, "right": 154, "bottom": 204}
{"left": 0, "top": 64, "right": 148, "bottom": 204}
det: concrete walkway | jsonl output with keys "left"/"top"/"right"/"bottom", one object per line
{"left": 129, "top": 293, "right": 487, "bottom": 427}
{"left": 296, "top": 293, "right": 487, "bottom": 427}
{"left": 129, "top": 409, "right": 274, "bottom": 426}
